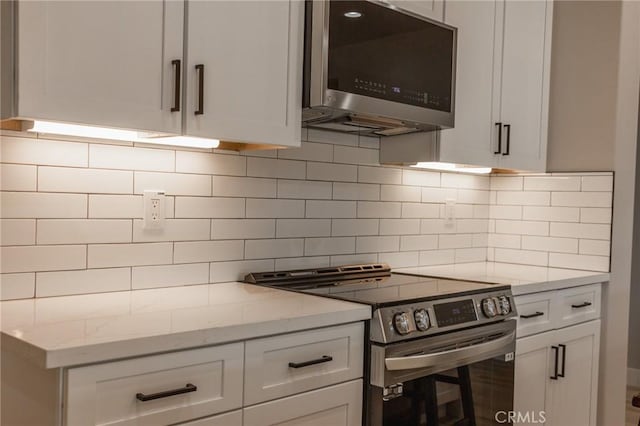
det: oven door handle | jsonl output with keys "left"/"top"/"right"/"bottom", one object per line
{"left": 384, "top": 331, "right": 515, "bottom": 371}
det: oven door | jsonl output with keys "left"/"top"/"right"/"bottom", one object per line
{"left": 368, "top": 319, "right": 516, "bottom": 426}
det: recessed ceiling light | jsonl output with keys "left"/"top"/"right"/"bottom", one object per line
{"left": 344, "top": 11, "right": 362, "bottom": 18}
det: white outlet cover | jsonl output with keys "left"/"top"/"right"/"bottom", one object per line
{"left": 143, "top": 190, "right": 166, "bottom": 230}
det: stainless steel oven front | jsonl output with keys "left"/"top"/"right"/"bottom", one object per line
{"left": 367, "top": 319, "right": 516, "bottom": 426}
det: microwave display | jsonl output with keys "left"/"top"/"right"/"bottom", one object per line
{"left": 327, "top": 1, "right": 454, "bottom": 112}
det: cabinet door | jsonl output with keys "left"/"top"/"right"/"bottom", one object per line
{"left": 177, "top": 410, "right": 242, "bottom": 426}
{"left": 496, "top": 0, "right": 553, "bottom": 172}
{"left": 185, "top": 0, "right": 303, "bottom": 147}
{"left": 16, "top": 1, "right": 183, "bottom": 134}
{"left": 514, "top": 331, "right": 555, "bottom": 426}
{"left": 439, "top": 0, "right": 499, "bottom": 167}
{"left": 548, "top": 320, "right": 600, "bottom": 426}
{"left": 243, "top": 380, "right": 363, "bottom": 426}
{"left": 388, "top": 0, "right": 444, "bottom": 22}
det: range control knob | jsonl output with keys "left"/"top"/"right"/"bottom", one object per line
{"left": 481, "top": 298, "right": 498, "bottom": 318}
{"left": 498, "top": 296, "right": 511, "bottom": 315}
{"left": 393, "top": 312, "right": 412, "bottom": 335}
{"left": 414, "top": 309, "right": 430, "bottom": 331}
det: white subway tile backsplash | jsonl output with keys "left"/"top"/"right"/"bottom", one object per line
{"left": 210, "top": 259, "right": 274, "bottom": 283}
{"left": 490, "top": 176, "right": 523, "bottom": 191}
{"left": 581, "top": 175, "right": 613, "bottom": 192}
{"left": 175, "top": 151, "right": 246, "bottom": 176}
{"left": 1, "top": 219, "right": 36, "bottom": 246}
{"left": 579, "top": 239, "right": 611, "bottom": 256}
{"left": 212, "top": 176, "right": 276, "bottom": 198}
{"left": 89, "top": 195, "right": 144, "bottom": 218}
{"left": 487, "top": 233, "right": 521, "bottom": 249}
{"left": 523, "top": 176, "right": 581, "bottom": 191}
{"left": 90, "top": 145, "right": 174, "bottom": 172}
{"left": 456, "top": 219, "right": 489, "bottom": 234}
{"left": 37, "top": 268, "right": 131, "bottom": 297}
{"left": 247, "top": 157, "right": 306, "bottom": 180}
{"left": 132, "top": 263, "right": 209, "bottom": 289}
{"left": 400, "top": 235, "right": 438, "bottom": 251}
{"left": 132, "top": 219, "right": 209, "bottom": 242}
{"left": 551, "top": 191, "right": 612, "bottom": 208}
{"left": 330, "top": 253, "right": 378, "bottom": 266}
{"left": 305, "top": 237, "right": 355, "bottom": 256}
{"left": 420, "top": 219, "right": 457, "bottom": 234}
{"left": 550, "top": 222, "right": 611, "bottom": 240}
{"left": 278, "top": 141, "right": 333, "bottom": 162}
{"left": 495, "top": 220, "right": 549, "bottom": 236}
{"left": 496, "top": 191, "right": 550, "bottom": 206}
{"left": 248, "top": 199, "right": 305, "bottom": 218}
{"left": 380, "top": 185, "right": 421, "bottom": 202}
{"left": 522, "top": 206, "right": 580, "bottom": 222}
{"left": 402, "top": 169, "right": 440, "bottom": 187}
{"left": 307, "top": 128, "right": 358, "bottom": 146}
{"left": 245, "top": 239, "right": 304, "bottom": 259}
{"left": 489, "top": 205, "right": 522, "bottom": 220}
{"left": 356, "top": 236, "right": 399, "bottom": 253}
{"left": 472, "top": 233, "right": 489, "bottom": 248}
{"left": 307, "top": 162, "right": 357, "bottom": 182}
{"left": 88, "top": 243, "right": 172, "bottom": 268}
{"left": 333, "top": 183, "right": 380, "bottom": 201}
{"left": 0, "top": 164, "right": 37, "bottom": 191}
{"left": 175, "top": 197, "right": 245, "bottom": 218}
{"left": 1, "top": 273, "right": 35, "bottom": 300}
{"left": 521, "top": 236, "right": 578, "bottom": 254}
{"left": 1, "top": 136, "right": 88, "bottom": 167}
{"left": 358, "top": 201, "right": 401, "bottom": 218}
{"left": 359, "top": 136, "right": 380, "bottom": 149}
{"left": 39, "top": 167, "right": 132, "bottom": 194}
{"left": 134, "top": 171, "right": 211, "bottom": 196}
{"left": 333, "top": 145, "right": 379, "bottom": 165}
{"left": 174, "top": 240, "right": 244, "bottom": 263}
{"left": 441, "top": 173, "right": 490, "bottom": 190}
{"left": 277, "top": 180, "right": 332, "bottom": 199}
{"left": 358, "top": 166, "right": 402, "bottom": 184}
{"left": 306, "top": 200, "right": 356, "bottom": 218}
{"left": 548, "top": 253, "right": 609, "bottom": 271}
{"left": 379, "top": 219, "right": 420, "bottom": 235}
{"left": 580, "top": 208, "right": 613, "bottom": 224}
{"left": 494, "top": 248, "right": 548, "bottom": 266}
{"left": 419, "top": 249, "right": 455, "bottom": 266}
{"left": 331, "top": 219, "right": 379, "bottom": 236}
{"left": 439, "top": 234, "right": 473, "bottom": 249}
{"left": 275, "top": 256, "right": 330, "bottom": 270}
{"left": 277, "top": 219, "right": 331, "bottom": 238}
{"left": 38, "top": 219, "right": 132, "bottom": 244}
{"left": 212, "top": 219, "right": 275, "bottom": 240}
{"left": 2, "top": 245, "right": 87, "bottom": 273}
{"left": 379, "top": 251, "right": 420, "bottom": 268}
{"left": 1, "top": 192, "right": 87, "bottom": 218}
{"left": 402, "top": 203, "right": 440, "bottom": 219}
{"left": 455, "top": 248, "right": 487, "bottom": 263}
{"left": 421, "top": 187, "right": 458, "bottom": 203}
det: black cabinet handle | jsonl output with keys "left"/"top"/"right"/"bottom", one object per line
{"left": 494, "top": 122, "right": 502, "bottom": 154}
{"left": 136, "top": 383, "right": 197, "bottom": 402}
{"left": 503, "top": 124, "right": 511, "bottom": 155}
{"left": 550, "top": 346, "right": 559, "bottom": 380}
{"left": 171, "top": 59, "right": 181, "bottom": 112}
{"left": 195, "top": 64, "right": 205, "bottom": 115}
{"left": 288, "top": 355, "right": 333, "bottom": 369}
{"left": 520, "top": 311, "right": 544, "bottom": 319}
{"left": 558, "top": 344, "right": 566, "bottom": 378}
{"left": 571, "top": 302, "right": 592, "bottom": 309}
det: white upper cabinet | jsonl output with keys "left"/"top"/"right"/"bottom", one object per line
{"left": 439, "top": 0, "right": 497, "bottom": 167}
{"left": 388, "top": 0, "right": 445, "bottom": 22}
{"left": 185, "top": 0, "right": 303, "bottom": 147}
{"left": 494, "top": 0, "right": 552, "bottom": 171}
{"left": 15, "top": 1, "right": 183, "bottom": 134}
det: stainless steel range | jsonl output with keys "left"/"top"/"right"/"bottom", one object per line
{"left": 245, "top": 263, "right": 517, "bottom": 426}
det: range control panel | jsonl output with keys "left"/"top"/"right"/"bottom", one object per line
{"left": 371, "top": 290, "right": 517, "bottom": 344}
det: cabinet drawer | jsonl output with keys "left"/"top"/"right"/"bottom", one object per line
{"left": 65, "top": 343, "right": 244, "bottom": 426}
{"left": 177, "top": 410, "right": 242, "bottom": 426}
{"left": 557, "top": 283, "right": 601, "bottom": 327}
{"left": 243, "top": 379, "right": 363, "bottom": 426}
{"left": 514, "top": 291, "right": 555, "bottom": 337}
{"left": 244, "top": 322, "right": 364, "bottom": 405}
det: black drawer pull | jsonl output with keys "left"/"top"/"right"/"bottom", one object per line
{"left": 550, "top": 346, "right": 559, "bottom": 380}
{"left": 288, "top": 355, "right": 333, "bottom": 369}
{"left": 520, "top": 311, "right": 544, "bottom": 319}
{"left": 136, "top": 383, "right": 197, "bottom": 402}
{"left": 502, "top": 124, "right": 511, "bottom": 155}
{"left": 571, "top": 302, "right": 592, "bottom": 309}
{"left": 494, "top": 122, "right": 502, "bottom": 154}
{"left": 195, "top": 64, "right": 205, "bottom": 115}
{"left": 558, "top": 344, "right": 567, "bottom": 378}
{"left": 171, "top": 59, "right": 181, "bottom": 112}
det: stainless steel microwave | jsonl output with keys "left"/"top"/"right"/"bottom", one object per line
{"left": 302, "top": 0, "right": 457, "bottom": 136}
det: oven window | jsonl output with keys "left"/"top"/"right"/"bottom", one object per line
{"left": 381, "top": 358, "right": 514, "bottom": 425}
{"left": 327, "top": 0, "right": 454, "bottom": 112}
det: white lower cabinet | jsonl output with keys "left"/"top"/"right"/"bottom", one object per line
{"left": 243, "top": 380, "right": 363, "bottom": 426}
{"left": 514, "top": 287, "right": 601, "bottom": 426}
{"left": 178, "top": 410, "right": 243, "bottom": 426}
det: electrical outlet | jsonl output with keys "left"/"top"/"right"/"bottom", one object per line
{"left": 143, "top": 190, "right": 166, "bottom": 230}
{"left": 445, "top": 198, "right": 456, "bottom": 224}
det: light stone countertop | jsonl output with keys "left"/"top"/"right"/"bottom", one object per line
{"left": 0, "top": 282, "right": 371, "bottom": 369}
{"left": 394, "top": 262, "right": 609, "bottom": 296}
